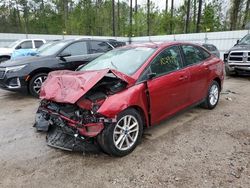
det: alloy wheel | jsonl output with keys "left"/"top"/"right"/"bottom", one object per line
{"left": 209, "top": 84, "right": 219, "bottom": 106}
{"left": 33, "top": 75, "right": 47, "bottom": 94}
{"left": 113, "top": 115, "right": 139, "bottom": 151}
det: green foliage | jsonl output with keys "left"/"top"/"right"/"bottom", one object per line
{"left": 0, "top": 0, "right": 249, "bottom": 36}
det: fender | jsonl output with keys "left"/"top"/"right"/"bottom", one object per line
{"left": 97, "top": 83, "right": 150, "bottom": 127}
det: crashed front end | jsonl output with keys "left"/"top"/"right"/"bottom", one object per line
{"left": 34, "top": 69, "right": 134, "bottom": 152}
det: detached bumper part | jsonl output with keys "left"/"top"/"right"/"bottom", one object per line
{"left": 47, "top": 125, "right": 101, "bottom": 153}
{"left": 34, "top": 113, "right": 50, "bottom": 131}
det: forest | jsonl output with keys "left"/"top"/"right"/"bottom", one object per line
{"left": 0, "top": 0, "right": 249, "bottom": 36}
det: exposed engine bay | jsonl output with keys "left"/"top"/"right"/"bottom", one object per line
{"left": 34, "top": 74, "right": 127, "bottom": 152}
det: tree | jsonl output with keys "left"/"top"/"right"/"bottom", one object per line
{"left": 112, "top": 0, "right": 115, "bottom": 36}
{"left": 185, "top": 0, "right": 191, "bottom": 33}
{"left": 242, "top": 0, "right": 250, "bottom": 29}
{"left": 230, "top": 0, "right": 243, "bottom": 30}
{"left": 196, "top": 0, "right": 202, "bottom": 32}
{"left": 147, "top": 0, "right": 150, "bottom": 36}
{"left": 166, "top": 0, "right": 168, "bottom": 12}
{"left": 170, "top": 0, "right": 174, "bottom": 34}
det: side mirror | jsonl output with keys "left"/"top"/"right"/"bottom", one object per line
{"left": 58, "top": 52, "right": 71, "bottom": 60}
{"left": 15, "top": 45, "right": 21, "bottom": 50}
{"left": 147, "top": 72, "right": 156, "bottom": 80}
{"left": 234, "top": 39, "right": 240, "bottom": 46}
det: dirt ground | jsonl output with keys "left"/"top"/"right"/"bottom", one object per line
{"left": 0, "top": 76, "right": 250, "bottom": 188}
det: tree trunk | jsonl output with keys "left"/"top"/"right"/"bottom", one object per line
{"left": 242, "top": 0, "right": 250, "bottom": 29}
{"left": 185, "top": 0, "right": 191, "bottom": 33}
{"left": 230, "top": 0, "right": 241, "bottom": 30}
{"left": 135, "top": 0, "right": 138, "bottom": 36}
{"left": 166, "top": 0, "right": 168, "bottom": 12}
{"left": 112, "top": 0, "right": 115, "bottom": 36}
{"left": 117, "top": 0, "right": 120, "bottom": 36}
{"left": 170, "top": 0, "right": 174, "bottom": 34}
{"left": 147, "top": 0, "right": 150, "bottom": 36}
{"left": 129, "top": 0, "right": 132, "bottom": 39}
{"left": 193, "top": 0, "right": 197, "bottom": 31}
{"left": 196, "top": 0, "right": 202, "bottom": 33}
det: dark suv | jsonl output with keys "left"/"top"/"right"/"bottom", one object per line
{"left": 224, "top": 34, "right": 250, "bottom": 76}
{"left": 0, "top": 39, "right": 125, "bottom": 97}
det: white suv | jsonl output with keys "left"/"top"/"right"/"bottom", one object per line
{"left": 0, "top": 39, "right": 46, "bottom": 62}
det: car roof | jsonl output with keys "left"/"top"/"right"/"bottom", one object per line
{"left": 120, "top": 41, "right": 201, "bottom": 49}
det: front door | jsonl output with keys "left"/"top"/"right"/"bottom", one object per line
{"left": 146, "top": 46, "right": 190, "bottom": 125}
{"left": 60, "top": 41, "right": 90, "bottom": 70}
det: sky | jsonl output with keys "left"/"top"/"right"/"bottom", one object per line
{"left": 137, "top": 0, "right": 184, "bottom": 10}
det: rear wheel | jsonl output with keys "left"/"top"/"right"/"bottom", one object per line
{"left": 29, "top": 73, "right": 48, "bottom": 98}
{"left": 0, "top": 56, "right": 10, "bottom": 63}
{"left": 97, "top": 109, "right": 143, "bottom": 157}
{"left": 201, "top": 80, "right": 220, "bottom": 109}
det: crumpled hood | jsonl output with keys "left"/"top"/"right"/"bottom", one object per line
{"left": 0, "top": 47, "right": 13, "bottom": 55}
{"left": 40, "top": 69, "right": 135, "bottom": 104}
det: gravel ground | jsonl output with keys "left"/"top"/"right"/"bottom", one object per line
{"left": 0, "top": 76, "right": 250, "bottom": 188}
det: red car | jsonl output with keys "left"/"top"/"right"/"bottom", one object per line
{"left": 35, "top": 42, "right": 224, "bottom": 156}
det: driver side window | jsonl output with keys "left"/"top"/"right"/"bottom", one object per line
{"left": 61, "top": 41, "right": 87, "bottom": 56}
{"left": 17, "top": 41, "right": 33, "bottom": 49}
{"left": 150, "top": 46, "right": 182, "bottom": 77}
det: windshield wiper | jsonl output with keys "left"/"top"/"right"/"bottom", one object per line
{"left": 110, "top": 61, "right": 118, "bottom": 70}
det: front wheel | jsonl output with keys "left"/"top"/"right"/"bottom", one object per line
{"left": 201, "top": 80, "right": 220, "bottom": 109}
{"left": 97, "top": 109, "right": 143, "bottom": 157}
{"left": 28, "top": 73, "right": 48, "bottom": 98}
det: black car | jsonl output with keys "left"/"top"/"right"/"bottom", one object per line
{"left": 202, "top": 43, "right": 220, "bottom": 58}
{"left": 0, "top": 38, "right": 125, "bottom": 97}
{"left": 224, "top": 34, "right": 250, "bottom": 76}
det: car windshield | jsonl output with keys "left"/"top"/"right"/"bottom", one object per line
{"left": 37, "top": 42, "right": 56, "bottom": 53}
{"left": 38, "top": 40, "right": 70, "bottom": 56}
{"left": 80, "top": 47, "right": 156, "bottom": 75}
{"left": 238, "top": 34, "right": 250, "bottom": 45}
{"left": 7, "top": 40, "right": 21, "bottom": 48}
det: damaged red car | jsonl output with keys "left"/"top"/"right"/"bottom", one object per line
{"left": 34, "top": 42, "right": 224, "bottom": 156}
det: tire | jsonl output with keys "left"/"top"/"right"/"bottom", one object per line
{"left": 201, "top": 80, "right": 220, "bottom": 110}
{"left": 97, "top": 108, "right": 143, "bottom": 157}
{"left": 0, "top": 56, "right": 10, "bottom": 63}
{"left": 29, "top": 73, "right": 48, "bottom": 98}
{"left": 225, "top": 66, "right": 236, "bottom": 76}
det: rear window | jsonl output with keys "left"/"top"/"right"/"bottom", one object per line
{"left": 109, "top": 41, "right": 126, "bottom": 48}
{"left": 202, "top": 44, "right": 217, "bottom": 51}
{"left": 35, "top": 40, "right": 44, "bottom": 48}
{"left": 90, "top": 41, "right": 113, "bottom": 53}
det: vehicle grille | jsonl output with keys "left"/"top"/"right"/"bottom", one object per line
{"left": 228, "top": 51, "right": 250, "bottom": 63}
{"left": 0, "top": 68, "right": 6, "bottom": 79}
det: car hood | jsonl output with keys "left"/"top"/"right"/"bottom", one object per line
{"left": 230, "top": 45, "right": 250, "bottom": 51}
{"left": 40, "top": 69, "right": 135, "bottom": 104}
{"left": 0, "top": 47, "right": 13, "bottom": 55}
{"left": 0, "top": 55, "right": 52, "bottom": 67}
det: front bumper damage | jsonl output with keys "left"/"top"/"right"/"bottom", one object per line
{"left": 34, "top": 102, "right": 116, "bottom": 153}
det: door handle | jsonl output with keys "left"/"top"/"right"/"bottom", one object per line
{"left": 179, "top": 76, "right": 188, "bottom": 81}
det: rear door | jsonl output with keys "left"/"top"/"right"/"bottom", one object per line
{"left": 59, "top": 41, "right": 91, "bottom": 70}
{"left": 181, "top": 45, "right": 211, "bottom": 104}
{"left": 146, "top": 46, "right": 190, "bottom": 125}
{"left": 89, "top": 41, "right": 113, "bottom": 54}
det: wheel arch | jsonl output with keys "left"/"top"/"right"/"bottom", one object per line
{"left": 0, "top": 55, "right": 11, "bottom": 60}
{"left": 27, "top": 68, "right": 53, "bottom": 93}
{"left": 125, "top": 105, "right": 148, "bottom": 128}
{"left": 213, "top": 77, "right": 222, "bottom": 91}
